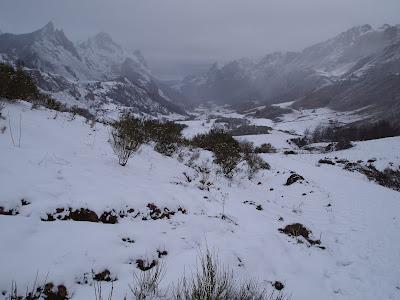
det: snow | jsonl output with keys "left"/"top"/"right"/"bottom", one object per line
{"left": 1, "top": 101, "right": 400, "bottom": 300}
{"left": 274, "top": 107, "right": 368, "bottom": 135}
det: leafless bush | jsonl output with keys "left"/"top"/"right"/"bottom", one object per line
{"left": 4, "top": 273, "right": 68, "bottom": 300}
{"left": 245, "top": 153, "right": 270, "bottom": 179}
{"left": 172, "top": 250, "right": 287, "bottom": 300}
{"left": 109, "top": 114, "right": 144, "bottom": 166}
{"left": 194, "top": 162, "right": 213, "bottom": 191}
{"left": 129, "top": 261, "right": 165, "bottom": 300}
{"left": 93, "top": 281, "right": 114, "bottom": 300}
{"left": 110, "top": 129, "right": 138, "bottom": 166}
{"left": 173, "top": 249, "right": 234, "bottom": 300}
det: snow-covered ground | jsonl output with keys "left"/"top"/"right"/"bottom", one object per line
{"left": 1, "top": 101, "right": 400, "bottom": 300}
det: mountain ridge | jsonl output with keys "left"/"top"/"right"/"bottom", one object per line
{"left": 177, "top": 24, "right": 400, "bottom": 122}
{"left": 0, "top": 22, "right": 186, "bottom": 117}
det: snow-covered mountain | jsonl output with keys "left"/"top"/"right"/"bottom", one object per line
{"left": 178, "top": 24, "right": 400, "bottom": 120}
{"left": 0, "top": 22, "right": 186, "bottom": 117}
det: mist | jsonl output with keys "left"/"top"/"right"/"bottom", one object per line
{"left": 1, "top": 0, "right": 399, "bottom": 79}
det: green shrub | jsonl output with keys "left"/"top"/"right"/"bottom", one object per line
{"left": 110, "top": 113, "right": 144, "bottom": 166}
{"left": 0, "top": 63, "right": 39, "bottom": 101}
{"left": 143, "top": 120, "right": 186, "bottom": 156}
{"left": 191, "top": 129, "right": 242, "bottom": 176}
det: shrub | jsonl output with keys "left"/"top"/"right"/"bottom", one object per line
{"left": 129, "top": 261, "right": 165, "bottom": 300}
{"left": 191, "top": 129, "right": 242, "bottom": 177}
{"left": 334, "top": 139, "right": 353, "bottom": 151}
{"left": 110, "top": 114, "right": 144, "bottom": 166}
{"left": 239, "top": 141, "right": 270, "bottom": 178}
{"left": 213, "top": 143, "right": 242, "bottom": 177}
{"left": 245, "top": 153, "right": 270, "bottom": 178}
{"left": 143, "top": 120, "right": 186, "bottom": 144}
{"left": 69, "top": 105, "right": 96, "bottom": 122}
{"left": 239, "top": 141, "right": 255, "bottom": 155}
{"left": 0, "top": 63, "right": 39, "bottom": 101}
{"left": 172, "top": 250, "right": 287, "bottom": 300}
{"left": 255, "top": 143, "right": 276, "bottom": 153}
{"left": 6, "top": 280, "right": 68, "bottom": 300}
{"left": 289, "top": 137, "right": 309, "bottom": 148}
{"left": 143, "top": 119, "right": 186, "bottom": 156}
{"left": 191, "top": 129, "right": 239, "bottom": 152}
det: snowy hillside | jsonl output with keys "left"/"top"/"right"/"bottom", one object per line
{"left": 1, "top": 100, "right": 399, "bottom": 300}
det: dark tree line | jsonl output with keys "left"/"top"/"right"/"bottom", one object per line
{"left": 311, "top": 120, "right": 400, "bottom": 142}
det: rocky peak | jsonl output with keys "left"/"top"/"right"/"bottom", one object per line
{"left": 81, "top": 31, "right": 122, "bottom": 53}
{"left": 133, "top": 50, "right": 148, "bottom": 68}
{"left": 36, "top": 21, "right": 56, "bottom": 38}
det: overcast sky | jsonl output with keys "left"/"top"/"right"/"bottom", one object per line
{"left": 1, "top": 0, "right": 399, "bottom": 79}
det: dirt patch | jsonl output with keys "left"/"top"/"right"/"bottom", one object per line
{"left": 122, "top": 237, "right": 135, "bottom": 244}
{"left": 43, "top": 204, "right": 186, "bottom": 223}
{"left": 243, "top": 201, "right": 263, "bottom": 211}
{"left": 279, "top": 223, "right": 322, "bottom": 247}
{"left": 284, "top": 150, "right": 297, "bottom": 155}
{"left": 76, "top": 270, "right": 117, "bottom": 285}
{"left": 157, "top": 249, "right": 168, "bottom": 258}
{"left": 284, "top": 174, "right": 305, "bottom": 186}
{"left": 136, "top": 259, "right": 158, "bottom": 271}
{"left": 21, "top": 199, "right": 31, "bottom": 206}
{"left": 142, "top": 203, "right": 187, "bottom": 221}
{"left": 93, "top": 269, "right": 116, "bottom": 282}
{"left": 41, "top": 207, "right": 136, "bottom": 224}
{"left": 25, "top": 283, "right": 68, "bottom": 300}
{"left": 318, "top": 159, "right": 335, "bottom": 165}
{"left": 0, "top": 206, "right": 19, "bottom": 216}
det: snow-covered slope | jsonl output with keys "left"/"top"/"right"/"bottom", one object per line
{"left": 1, "top": 101, "right": 399, "bottom": 300}
{"left": 0, "top": 22, "right": 185, "bottom": 117}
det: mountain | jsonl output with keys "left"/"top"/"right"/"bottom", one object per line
{"left": 0, "top": 22, "right": 186, "bottom": 117}
{"left": 293, "top": 26, "right": 400, "bottom": 121}
{"left": 178, "top": 24, "right": 400, "bottom": 121}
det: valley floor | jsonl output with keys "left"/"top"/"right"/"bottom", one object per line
{"left": 0, "top": 102, "right": 399, "bottom": 300}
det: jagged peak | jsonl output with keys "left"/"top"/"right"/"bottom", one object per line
{"left": 133, "top": 50, "right": 148, "bottom": 68}
{"left": 39, "top": 21, "right": 56, "bottom": 35}
{"left": 81, "top": 31, "right": 121, "bottom": 52}
{"left": 93, "top": 31, "right": 114, "bottom": 44}
{"left": 335, "top": 24, "right": 372, "bottom": 40}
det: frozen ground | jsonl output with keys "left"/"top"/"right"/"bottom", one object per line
{"left": 0, "top": 101, "right": 399, "bottom": 300}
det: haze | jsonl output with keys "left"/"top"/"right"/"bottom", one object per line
{"left": 1, "top": 0, "right": 399, "bottom": 79}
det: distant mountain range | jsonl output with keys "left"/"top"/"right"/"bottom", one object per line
{"left": 177, "top": 24, "right": 400, "bottom": 122}
{"left": 0, "top": 22, "right": 186, "bottom": 117}
{"left": 1, "top": 22, "right": 399, "bottom": 122}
